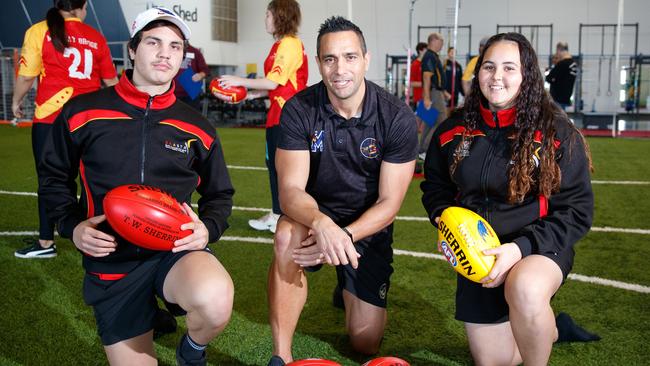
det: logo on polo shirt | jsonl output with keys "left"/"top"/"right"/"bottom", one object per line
{"left": 360, "top": 137, "right": 379, "bottom": 159}
{"left": 311, "top": 130, "right": 324, "bottom": 152}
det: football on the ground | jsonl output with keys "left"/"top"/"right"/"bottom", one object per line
{"left": 286, "top": 359, "right": 342, "bottom": 366}
{"left": 103, "top": 185, "right": 191, "bottom": 250}
{"left": 362, "top": 356, "right": 411, "bottom": 366}
{"left": 209, "top": 78, "right": 247, "bottom": 103}
{"left": 437, "top": 206, "right": 501, "bottom": 283}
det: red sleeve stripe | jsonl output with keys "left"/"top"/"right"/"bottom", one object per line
{"left": 439, "top": 126, "right": 485, "bottom": 147}
{"left": 79, "top": 160, "right": 94, "bottom": 218}
{"left": 538, "top": 194, "right": 548, "bottom": 218}
{"left": 533, "top": 130, "right": 561, "bottom": 150}
{"left": 159, "top": 119, "right": 214, "bottom": 150}
{"left": 439, "top": 126, "right": 466, "bottom": 147}
{"left": 89, "top": 272, "right": 127, "bottom": 280}
{"left": 553, "top": 138, "right": 561, "bottom": 150}
{"left": 69, "top": 110, "right": 132, "bottom": 132}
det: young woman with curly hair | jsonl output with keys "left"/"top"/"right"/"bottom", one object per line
{"left": 421, "top": 32, "right": 598, "bottom": 365}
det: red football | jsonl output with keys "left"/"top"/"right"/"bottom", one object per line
{"left": 209, "top": 78, "right": 247, "bottom": 103}
{"left": 286, "top": 359, "right": 342, "bottom": 366}
{"left": 103, "top": 184, "right": 191, "bottom": 251}
{"left": 362, "top": 357, "right": 410, "bottom": 366}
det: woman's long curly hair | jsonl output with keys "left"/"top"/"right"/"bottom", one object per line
{"left": 453, "top": 32, "right": 590, "bottom": 203}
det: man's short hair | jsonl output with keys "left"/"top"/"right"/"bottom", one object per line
{"left": 317, "top": 16, "right": 366, "bottom": 57}
{"left": 556, "top": 41, "right": 569, "bottom": 52}
{"left": 427, "top": 32, "right": 443, "bottom": 44}
{"left": 416, "top": 42, "right": 427, "bottom": 53}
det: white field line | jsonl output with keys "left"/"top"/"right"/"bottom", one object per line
{"left": 2, "top": 231, "right": 647, "bottom": 294}
{"left": 226, "top": 165, "right": 267, "bottom": 171}
{"left": 1, "top": 190, "right": 648, "bottom": 235}
{"left": 591, "top": 180, "right": 650, "bottom": 185}
{"left": 0, "top": 190, "right": 36, "bottom": 196}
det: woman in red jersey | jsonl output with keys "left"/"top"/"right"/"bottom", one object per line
{"left": 218, "top": 0, "right": 308, "bottom": 234}
{"left": 12, "top": 0, "right": 117, "bottom": 259}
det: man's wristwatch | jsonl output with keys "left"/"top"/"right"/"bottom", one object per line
{"left": 341, "top": 226, "right": 354, "bottom": 243}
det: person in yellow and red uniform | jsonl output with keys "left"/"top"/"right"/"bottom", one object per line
{"left": 218, "top": 0, "right": 308, "bottom": 234}
{"left": 12, "top": 0, "right": 117, "bottom": 259}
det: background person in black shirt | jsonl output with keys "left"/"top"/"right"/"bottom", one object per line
{"left": 443, "top": 46, "right": 464, "bottom": 112}
{"left": 545, "top": 41, "right": 577, "bottom": 110}
{"left": 419, "top": 32, "right": 450, "bottom": 160}
{"left": 266, "top": 16, "right": 417, "bottom": 366}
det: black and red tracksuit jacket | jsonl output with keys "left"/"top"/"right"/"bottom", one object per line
{"left": 421, "top": 103, "right": 593, "bottom": 258}
{"left": 39, "top": 71, "right": 235, "bottom": 274}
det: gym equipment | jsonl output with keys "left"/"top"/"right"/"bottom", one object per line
{"left": 496, "top": 24, "right": 553, "bottom": 69}
{"left": 576, "top": 23, "right": 639, "bottom": 113}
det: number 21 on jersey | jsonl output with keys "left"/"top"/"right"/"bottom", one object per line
{"left": 64, "top": 47, "right": 93, "bottom": 79}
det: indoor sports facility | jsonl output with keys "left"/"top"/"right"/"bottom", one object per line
{"left": 0, "top": 0, "right": 649, "bottom": 365}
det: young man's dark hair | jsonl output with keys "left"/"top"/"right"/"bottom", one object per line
{"left": 316, "top": 16, "right": 366, "bottom": 56}
{"left": 127, "top": 20, "right": 188, "bottom": 66}
{"left": 416, "top": 42, "right": 427, "bottom": 53}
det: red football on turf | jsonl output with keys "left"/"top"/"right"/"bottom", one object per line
{"left": 209, "top": 78, "right": 247, "bottom": 103}
{"left": 286, "top": 359, "right": 342, "bottom": 366}
{"left": 362, "top": 356, "right": 410, "bottom": 366}
{"left": 103, "top": 185, "right": 191, "bottom": 251}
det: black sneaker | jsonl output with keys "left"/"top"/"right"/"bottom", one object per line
{"left": 153, "top": 308, "right": 177, "bottom": 339}
{"left": 175, "top": 343, "right": 206, "bottom": 366}
{"left": 14, "top": 239, "right": 57, "bottom": 259}
{"left": 267, "top": 355, "right": 286, "bottom": 366}
{"left": 332, "top": 285, "right": 344, "bottom": 310}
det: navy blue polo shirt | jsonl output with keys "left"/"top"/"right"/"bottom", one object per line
{"left": 278, "top": 80, "right": 418, "bottom": 225}
{"left": 422, "top": 49, "right": 445, "bottom": 91}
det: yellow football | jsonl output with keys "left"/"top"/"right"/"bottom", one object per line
{"left": 437, "top": 206, "right": 501, "bottom": 283}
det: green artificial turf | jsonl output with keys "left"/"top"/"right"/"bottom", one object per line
{"left": 0, "top": 125, "right": 648, "bottom": 365}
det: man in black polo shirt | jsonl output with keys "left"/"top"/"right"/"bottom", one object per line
{"left": 419, "top": 32, "right": 449, "bottom": 160}
{"left": 266, "top": 16, "right": 417, "bottom": 366}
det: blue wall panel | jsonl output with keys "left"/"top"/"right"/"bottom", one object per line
{"left": 1, "top": 0, "right": 129, "bottom": 50}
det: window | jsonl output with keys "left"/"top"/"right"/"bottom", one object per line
{"left": 212, "top": 0, "right": 237, "bottom": 42}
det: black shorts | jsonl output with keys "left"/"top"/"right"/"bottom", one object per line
{"left": 83, "top": 248, "right": 213, "bottom": 345}
{"left": 455, "top": 247, "right": 574, "bottom": 324}
{"left": 308, "top": 227, "right": 394, "bottom": 308}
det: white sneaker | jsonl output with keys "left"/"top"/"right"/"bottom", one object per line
{"left": 418, "top": 152, "right": 426, "bottom": 161}
{"left": 248, "top": 213, "right": 279, "bottom": 233}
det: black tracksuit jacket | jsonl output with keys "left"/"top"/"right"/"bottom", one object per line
{"left": 39, "top": 71, "right": 234, "bottom": 274}
{"left": 421, "top": 103, "right": 593, "bottom": 259}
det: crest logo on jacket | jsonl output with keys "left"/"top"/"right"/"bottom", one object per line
{"left": 311, "top": 130, "right": 324, "bottom": 152}
{"left": 360, "top": 137, "right": 380, "bottom": 159}
{"left": 164, "top": 140, "right": 189, "bottom": 154}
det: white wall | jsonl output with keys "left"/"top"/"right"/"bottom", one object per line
{"left": 119, "top": 0, "right": 649, "bottom": 87}
{"left": 118, "top": 0, "right": 239, "bottom": 65}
